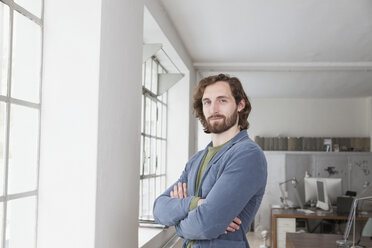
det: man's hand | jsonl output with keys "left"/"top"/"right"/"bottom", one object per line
{"left": 170, "top": 182, "right": 188, "bottom": 198}
{"left": 224, "top": 217, "right": 242, "bottom": 234}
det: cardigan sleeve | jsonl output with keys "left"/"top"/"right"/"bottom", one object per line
{"left": 153, "top": 161, "right": 194, "bottom": 226}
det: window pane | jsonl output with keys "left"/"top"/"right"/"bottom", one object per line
{"left": 145, "top": 96, "right": 150, "bottom": 134}
{"left": 139, "top": 180, "right": 143, "bottom": 218}
{"left": 155, "top": 177, "right": 161, "bottom": 199}
{"left": 161, "top": 141, "right": 166, "bottom": 174}
{"left": 143, "top": 137, "right": 150, "bottom": 175}
{"left": 161, "top": 176, "right": 166, "bottom": 193}
{"left": 151, "top": 60, "right": 157, "bottom": 94}
{"left": 6, "top": 196, "right": 36, "bottom": 248}
{"left": 150, "top": 138, "right": 156, "bottom": 174}
{"left": 8, "top": 104, "right": 39, "bottom": 194}
{"left": 161, "top": 176, "right": 166, "bottom": 196}
{"left": 156, "top": 102, "right": 162, "bottom": 137}
{"left": 156, "top": 139, "right": 162, "bottom": 175}
{"left": 149, "top": 177, "right": 155, "bottom": 218}
{"left": 151, "top": 99, "right": 156, "bottom": 137}
{"left": 140, "top": 136, "right": 144, "bottom": 175}
{"left": 11, "top": 12, "right": 41, "bottom": 103}
{"left": 0, "top": 102, "right": 6, "bottom": 196}
{"left": 142, "top": 179, "right": 150, "bottom": 219}
{"left": 0, "top": 3, "right": 10, "bottom": 96}
{"left": 162, "top": 104, "right": 167, "bottom": 138}
{"left": 14, "top": 0, "right": 42, "bottom": 18}
{"left": 155, "top": 177, "right": 165, "bottom": 199}
{"left": 144, "top": 60, "right": 151, "bottom": 90}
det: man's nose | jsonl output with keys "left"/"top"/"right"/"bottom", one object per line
{"left": 211, "top": 101, "right": 219, "bottom": 114}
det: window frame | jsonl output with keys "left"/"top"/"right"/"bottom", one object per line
{"left": 139, "top": 56, "right": 168, "bottom": 223}
{"left": 0, "top": 0, "right": 43, "bottom": 247}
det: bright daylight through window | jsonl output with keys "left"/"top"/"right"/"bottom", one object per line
{"left": 139, "top": 56, "right": 167, "bottom": 223}
{"left": 0, "top": 0, "right": 43, "bottom": 247}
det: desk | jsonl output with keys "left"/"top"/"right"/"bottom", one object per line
{"left": 286, "top": 233, "right": 372, "bottom": 248}
{"left": 271, "top": 208, "right": 372, "bottom": 248}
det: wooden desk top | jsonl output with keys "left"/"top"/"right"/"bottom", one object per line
{"left": 272, "top": 208, "right": 372, "bottom": 220}
{"left": 286, "top": 233, "right": 372, "bottom": 248}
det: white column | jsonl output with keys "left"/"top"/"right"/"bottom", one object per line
{"left": 95, "top": 0, "right": 143, "bottom": 247}
{"left": 38, "top": 0, "right": 143, "bottom": 247}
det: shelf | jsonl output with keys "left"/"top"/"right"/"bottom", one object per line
{"left": 263, "top": 151, "right": 372, "bottom": 155}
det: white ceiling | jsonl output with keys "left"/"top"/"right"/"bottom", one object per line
{"left": 160, "top": 0, "right": 372, "bottom": 98}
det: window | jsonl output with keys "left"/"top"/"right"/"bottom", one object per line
{"left": 139, "top": 56, "right": 167, "bottom": 222}
{"left": 0, "top": 1, "right": 43, "bottom": 247}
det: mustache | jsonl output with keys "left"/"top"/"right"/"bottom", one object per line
{"left": 207, "top": 114, "right": 226, "bottom": 121}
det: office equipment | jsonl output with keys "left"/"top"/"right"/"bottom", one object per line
{"left": 337, "top": 196, "right": 354, "bottom": 215}
{"left": 279, "top": 177, "right": 304, "bottom": 209}
{"left": 271, "top": 208, "right": 372, "bottom": 248}
{"left": 304, "top": 177, "right": 319, "bottom": 203}
{"left": 259, "top": 230, "right": 269, "bottom": 248}
{"left": 336, "top": 196, "right": 372, "bottom": 248}
{"left": 296, "top": 209, "right": 314, "bottom": 214}
{"left": 304, "top": 177, "right": 342, "bottom": 205}
{"left": 346, "top": 191, "right": 357, "bottom": 197}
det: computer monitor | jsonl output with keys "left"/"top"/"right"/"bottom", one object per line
{"left": 304, "top": 177, "right": 342, "bottom": 205}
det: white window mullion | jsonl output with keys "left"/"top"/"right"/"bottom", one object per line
{"left": 1, "top": 4, "right": 13, "bottom": 247}
{"left": 0, "top": 95, "right": 40, "bottom": 109}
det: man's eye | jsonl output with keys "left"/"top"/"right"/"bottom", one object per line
{"left": 220, "top": 99, "right": 227, "bottom": 103}
{"left": 203, "top": 101, "right": 211, "bottom": 105}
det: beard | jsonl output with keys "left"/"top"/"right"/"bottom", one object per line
{"left": 206, "top": 108, "right": 238, "bottom": 134}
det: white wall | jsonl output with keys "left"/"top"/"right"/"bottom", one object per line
{"left": 368, "top": 97, "right": 372, "bottom": 149}
{"left": 167, "top": 75, "right": 190, "bottom": 186}
{"left": 38, "top": 0, "right": 143, "bottom": 248}
{"left": 249, "top": 98, "right": 370, "bottom": 139}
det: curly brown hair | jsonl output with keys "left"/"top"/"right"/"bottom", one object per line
{"left": 193, "top": 74, "right": 252, "bottom": 133}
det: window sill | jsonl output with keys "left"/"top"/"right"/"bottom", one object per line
{"left": 139, "top": 226, "right": 178, "bottom": 248}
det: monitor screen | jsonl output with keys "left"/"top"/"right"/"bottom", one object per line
{"left": 304, "top": 177, "right": 342, "bottom": 205}
{"left": 317, "top": 181, "right": 325, "bottom": 202}
{"left": 316, "top": 180, "right": 330, "bottom": 210}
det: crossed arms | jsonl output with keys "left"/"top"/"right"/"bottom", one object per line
{"left": 153, "top": 148, "right": 266, "bottom": 240}
{"left": 170, "top": 182, "right": 242, "bottom": 234}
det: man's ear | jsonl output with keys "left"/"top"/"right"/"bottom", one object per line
{"left": 237, "top": 99, "right": 245, "bottom": 112}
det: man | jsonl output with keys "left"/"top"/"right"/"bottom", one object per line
{"left": 153, "top": 74, "right": 267, "bottom": 248}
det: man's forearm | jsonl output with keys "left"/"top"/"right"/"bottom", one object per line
{"left": 153, "top": 181, "right": 193, "bottom": 226}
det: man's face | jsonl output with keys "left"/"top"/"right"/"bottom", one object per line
{"left": 202, "top": 81, "right": 243, "bottom": 134}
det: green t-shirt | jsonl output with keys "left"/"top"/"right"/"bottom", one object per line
{"left": 187, "top": 140, "right": 230, "bottom": 248}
